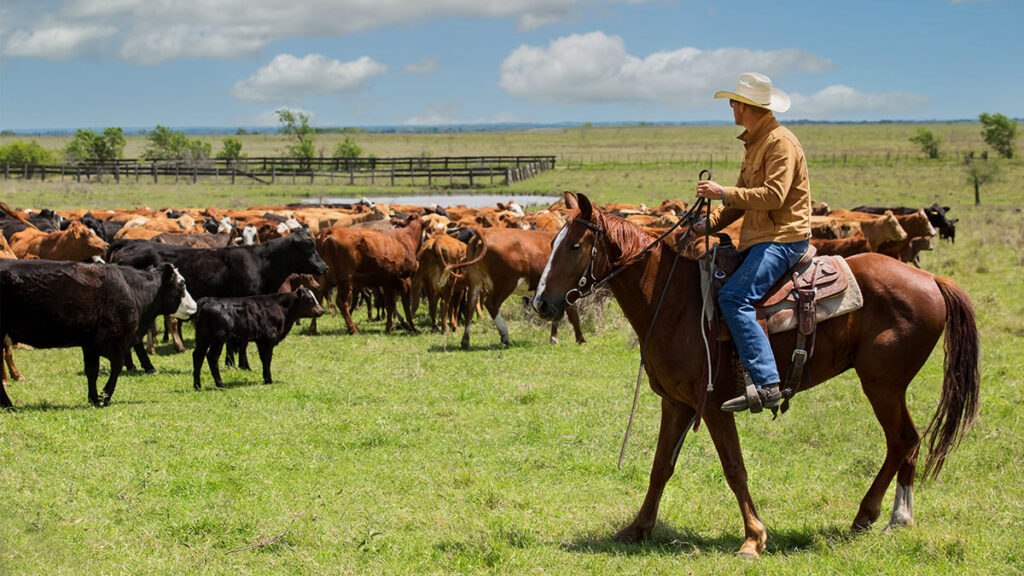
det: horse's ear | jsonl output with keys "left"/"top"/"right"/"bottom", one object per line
{"left": 576, "top": 193, "right": 594, "bottom": 220}
{"left": 563, "top": 190, "right": 579, "bottom": 211}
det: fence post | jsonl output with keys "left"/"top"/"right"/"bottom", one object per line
{"left": 193, "top": 167, "right": 198, "bottom": 184}
{"left": 153, "top": 163, "right": 158, "bottom": 183}
{"left": 390, "top": 167, "right": 394, "bottom": 186}
{"left": 271, "top": 166, "right": 276, "bottom": 184}
{"left": 114, "top": 164, "right": 119, "bottom": 183}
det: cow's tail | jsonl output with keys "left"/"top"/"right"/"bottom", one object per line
{"left": 920, "top": 276, "right": 981, "bottom": 481}
{"left": 0, "top": 202, "right": 40, "bottom": 231}
{"left": 446, "top": 228, "right": 486, "bottom": 273}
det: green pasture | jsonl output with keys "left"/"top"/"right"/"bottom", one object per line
{"left": 1, "top": 124, "right": 1022, "bottom": 575}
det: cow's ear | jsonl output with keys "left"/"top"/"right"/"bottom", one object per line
{"left": 161, "top": 263, "right": 175, "bottom": 282}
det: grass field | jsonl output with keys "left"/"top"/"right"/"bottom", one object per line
{"left": 1, "top": 124, "right": 1022, "bottom": 575}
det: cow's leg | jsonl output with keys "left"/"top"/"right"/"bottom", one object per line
{"left": 566, "top": 305, "right": 587, "bottom": 344}
{"left": 237, "top": 342, "right": 251, "bottom": 370}
{"left": 169, "top": 316, "right": 186, "bottom": 353}
{"left": 257, "top": 341, "right": 274, "bottom": 384}
{"left": 206, "top": 342, "right": 226, "bottom": 389}
{"left": 461, "top": 286, "right": 481, "bottom": 349}
{"left": 132, "top": 339, "right": 156, "bottom": 374}
{"left": 5, "top": 338, "right": 23, "bottom": 382}
{"left": 399, "top": 281, "right": 418, "bottom": 334}
{"left": 428, "top": 289, "right": 440, "bottom": 332}
{"left": 384, "top": 290, "right": 397, "bottom": 333}
{"left": 100, "top": 353, "right": 125, "bottom": 406}
{"left": 615, "top": 396, "right": 695, "bottom": 543}
{"left": 0, "top": 340, "right": 15, "bottom": 407}
{"left": 146, "top": 324, "right": 157, "bottom": 355}
{"left": 83, "top": 348, "right": 102, "bottom": 406}
{"left": 338, "top": 283, "right": 358, "bottom": 335}
{"left": 702, "top": 408, "right": 767, "bottom": 557}
{"left": 192, "top": 338, "right": 208, "bottom": 390}
{"left": 485, "top": 291, "right": 513, "bottom": 346}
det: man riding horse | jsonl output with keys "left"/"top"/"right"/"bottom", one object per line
{"left": 692, "top": 72, "right": 812, "bottom": 413}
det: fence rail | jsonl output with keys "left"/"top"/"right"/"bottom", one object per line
{"left": 1, "top": 155, "right": 557, "bottom": 187}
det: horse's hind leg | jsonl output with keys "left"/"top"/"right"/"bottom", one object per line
{"left": 615, "top": 397, "right": 695, "bottom": 543}
{"left": 852, "top": 375, "right": 921, "bottom": 532}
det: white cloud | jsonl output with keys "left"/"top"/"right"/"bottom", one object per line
{"left": 499, "top": 31, "right": 833, "bottom": 107}
{"left": 3, "top": 23, "right": 116, "bottom": 59}
{"left": 404, "top": 57, "right": 439, "bottom": 75}
{"left": 2, "top": 0, "right": 641, "bottom": 63}
{"left": 789, "top": 85, "right": 930, "bottom": 120}
{"left": 232, "top": 53, "right": 387, "bottom": 103}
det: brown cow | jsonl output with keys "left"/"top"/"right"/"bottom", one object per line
{"left": 825, "top": 210, "right": 908, "bottom": 249}
{"left": 413, "top": 232, "right": 469, "bottom": 332}
{"left": 811, "top": 232, "right": 873, "bottom": 257}
{"left": 874, "top": 210, "right": 937, "bottom": 266}
{"left": 317, "top": 215, "right": 426, "bottom": 334}
{"left": 9, "top": 221, "right": 108, "bottom": 261}
{"left": 449, "top": 227, "right": 586, "bottom": 349}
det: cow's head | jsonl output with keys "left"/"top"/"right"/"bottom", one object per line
{"left": 291, "top": 287, "right": 325, "bottom": 319}
{"left": 159, "top": 263, "right": 197, "bottom": 319}
{"left": 289, "top": 231, "right": 329, "bottom": 275}
{"left": 63, "top": 221, "right": 109, "bottom": 260}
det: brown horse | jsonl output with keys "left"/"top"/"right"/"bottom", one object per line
{"left": 532, "top": 192, "right": 979, "bottom": 558}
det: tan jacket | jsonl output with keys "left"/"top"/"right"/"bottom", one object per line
{"left": 707, "top": 113, "right": 812, "bottom": 251}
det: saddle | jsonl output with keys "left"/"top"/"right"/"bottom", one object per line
{"left": 703, "top": 236, "right": 863, "bottom": 412}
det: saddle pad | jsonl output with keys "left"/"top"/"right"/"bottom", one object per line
{"left": 762, "top": 256, "right": 863, "bottom": 335}
{"left": 760, "top": 255, "right": 849, "bottom": 308}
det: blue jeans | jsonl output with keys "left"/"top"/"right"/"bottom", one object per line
{"left": 718, "top": 240, "right": 809, "bottom": 387}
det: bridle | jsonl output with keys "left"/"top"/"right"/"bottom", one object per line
{"left": 564, "top": 187, "right": 710, "bottom": 307}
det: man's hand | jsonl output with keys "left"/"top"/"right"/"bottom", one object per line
{"left": 690, "top": 219, "right": 708, "bottom": 236}
{"left": 696, "top": 180, "right": 724, "bottom": 200}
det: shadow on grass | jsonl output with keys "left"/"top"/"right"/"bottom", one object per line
{"left": 4, "top": 398, "right": 148, "bottom": 413}
{"left": 564, "top": 521, "right": 851, "bottom": 557}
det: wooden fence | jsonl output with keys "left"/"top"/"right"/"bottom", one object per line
{"left": 1, "top": 155, "right": 557, "bottom": 187}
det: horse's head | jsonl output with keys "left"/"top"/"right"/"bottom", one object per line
{"left": 532, "top": 191, "right": 606, "bottom": 321}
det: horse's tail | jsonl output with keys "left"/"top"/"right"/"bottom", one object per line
{"left": 921, "top": 276, "right": 981, "bottom": 481}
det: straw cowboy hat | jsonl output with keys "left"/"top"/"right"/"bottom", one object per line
{"left": 714, "top": 72, "right": 791, "bottom": 113}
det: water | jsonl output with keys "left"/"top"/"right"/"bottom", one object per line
{"left": 301, "top": 194, "right": 561, "bottom": 210}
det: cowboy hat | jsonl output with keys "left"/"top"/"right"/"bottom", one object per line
{"left": 714, "top": 72, "right": 791, "bottom": 113}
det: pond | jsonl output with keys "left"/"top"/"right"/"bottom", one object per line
{"left": 301, "top": 194, "right": 561, "bottom": 210}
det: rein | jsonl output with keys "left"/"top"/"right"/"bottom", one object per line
{"left": 562, "top": 173, "right": 714, "bottom": 469}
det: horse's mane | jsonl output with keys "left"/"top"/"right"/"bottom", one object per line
{"left": 598, "top": 209, "right": 663, "bottom": 265}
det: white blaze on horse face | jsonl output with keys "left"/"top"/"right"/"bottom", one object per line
{"left": 172, "top": 269, "right": 198, "bottom": 319}
{"left": 534, "top": 226, "right": 568, "bottom": 310}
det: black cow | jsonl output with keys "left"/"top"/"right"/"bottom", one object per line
{"left": 192, "top": 288, "right": 324, "bottom": 389}
{"left": 109, "top": 231, "right": 329, "bottom": 363}
{"left": 851, "top": 203, "right": 956, "bottom": 243}
{"left": 1, "top": 207, "right": 63, "bottom": 239}
{"left": 73, "top": 213, "right": 124, "bottom": 243}
{"left": 0, "top": 260, "right": 196, "bottom": 408}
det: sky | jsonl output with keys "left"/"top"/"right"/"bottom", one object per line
{"left": 0, "top": 0, "right": 1021, "bottom": 131}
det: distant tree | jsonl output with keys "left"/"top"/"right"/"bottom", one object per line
{"left": 0, "top": 140, "right": 56, "bottom": 165}
{"left": 332, "top": 136, "right": 363, "bottom": 159}
{"left": 909, "top": 127, "right": 942, "bottom": 159}
{"left": 236, "top": 127, "right": 250, "bottom": 135}
{"left": 64, "top": 127, "right": 125, "bottom": 163}
{"left": 142, "top": 125, "right": 211, "bottom": 164}
{"left": 216, "top": 136, "right": 245, "bottom": 162}
{"left": 978, "top": 112, "right": 1019, "bottom": 159}
{"left": 276, "top": 109, "right": 315, "bottom": 160}
{"left": 963, "top": 152, "right": 1000, "bottom": 205}
{"left": 0, "top": 130, "right": 16, "bottom": 137}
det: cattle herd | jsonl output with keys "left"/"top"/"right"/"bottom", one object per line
{"left": 0, "top": 197, "right": 957, "bottom": 409}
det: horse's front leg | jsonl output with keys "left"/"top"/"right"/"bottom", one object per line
{"left": 703, "top": 409, "right": 767, "bottom": 558}
{"left": 615, "top": 396, "right": 695, "bottom": 542}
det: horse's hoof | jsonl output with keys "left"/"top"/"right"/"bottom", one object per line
{"left": 613, "top": 525, "right": 650, "bottom": 543}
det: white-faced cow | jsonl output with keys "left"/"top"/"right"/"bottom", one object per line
{"left": 0, "top": 260, "right": 196, "bottom": 408}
